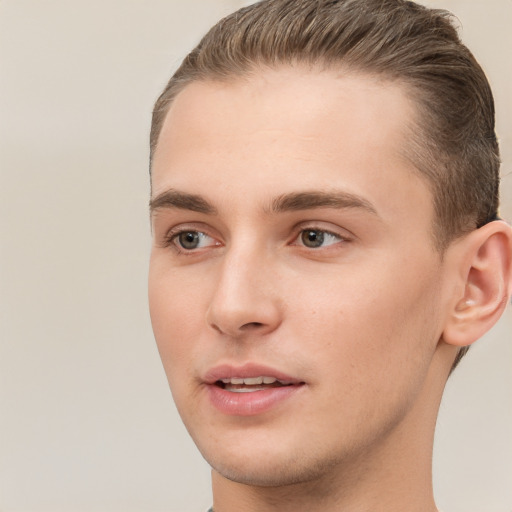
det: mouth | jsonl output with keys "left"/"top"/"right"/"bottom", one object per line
{"left": 203, "top": 364, "right": 305, "bottom": 416}
{"left": 215, "top": 376, "right": 298, "bottom": 393}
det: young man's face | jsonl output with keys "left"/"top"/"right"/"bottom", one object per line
{"left": 149, "top": 68, "right": 454, "bottom": 487}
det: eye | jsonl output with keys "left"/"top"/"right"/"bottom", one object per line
{"left": 171, "top": 230, "right": 218, "bottom": 251}
{"left": 298, "top": 229, "right": 343, "bottom": 248}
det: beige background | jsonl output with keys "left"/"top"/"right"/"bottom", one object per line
{"left": 0, "top": 1, "right": 510, "bottom": 511}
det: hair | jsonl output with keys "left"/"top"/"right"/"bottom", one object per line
{"left": 150, "top": 0, "right": 501, "bottom": 368}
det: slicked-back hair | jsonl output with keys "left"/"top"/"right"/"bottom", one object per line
{"left": 150, "top": 0, "right": 502, "bottom": 367}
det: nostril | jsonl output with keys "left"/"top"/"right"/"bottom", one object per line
{"left": 240, "top": 322, "right": 264, "bottom": 330}
{"left": 211, "top": 324, "right": 224, "bottom": 334}
{"left": 208, "top": 320, "right": 265, "bottom": 335}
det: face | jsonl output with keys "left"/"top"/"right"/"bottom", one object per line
{"left": 149, "top": 68, "right": 450, "bottom": 487}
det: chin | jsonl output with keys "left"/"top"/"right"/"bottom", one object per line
{"left": 211, "top": 458, "right": 319, "bottom": 488}
{"left": 200, "top": 438, "right": 343, "bottom": 488}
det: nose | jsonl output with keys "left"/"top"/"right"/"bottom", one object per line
{"left": 206, "top": 247, "right": 282, "bottom": 339}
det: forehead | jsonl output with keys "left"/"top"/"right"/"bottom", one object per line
{"left": 151, "top": 67, "right": 433, "bottom": 231}
{"left": 155, "top": 67, "right": 416, "bottom": 168}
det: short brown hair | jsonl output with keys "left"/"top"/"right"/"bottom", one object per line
{"left": 150, "top": 0, "right": 502, "bottom": 366}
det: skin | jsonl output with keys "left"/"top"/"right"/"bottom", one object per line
{"left": 148, "top": 67, "right": 512, "bottom": 511}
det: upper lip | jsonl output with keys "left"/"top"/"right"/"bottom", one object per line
{"left": 203, "top": 363, "right": 303, "bottom": 385}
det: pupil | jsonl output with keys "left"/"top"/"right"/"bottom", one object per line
{"left": 179, "top": 231, "right": 199, "bottom": 249}
{"left": 302, "top": 230, "right": 324, "bottom": 248}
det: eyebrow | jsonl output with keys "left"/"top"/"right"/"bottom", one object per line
{"left": 149, "top": 188, "right": 378, "bottom": 218}
{"left": 269, "top": 190, "right": 379, "bottom": 216}
{"left": 149, "top": 189, "right": 218, "bottom": 215}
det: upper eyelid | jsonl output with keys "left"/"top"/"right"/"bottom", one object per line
{"left": 167, "top": 228, "right": 215, "bottom": 242}
{"left": 299, "top": 227, "right": 344, "bottom": 237}
{"left": 292, "top": 221, "right": 355, "bottom": 240}
{"left": 163, "top": 222, "right": 218, "bottom": 238}
{"left": 295, "top": 229, "right": 341, "bottom": 239}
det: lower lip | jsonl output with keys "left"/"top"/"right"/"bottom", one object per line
{"left": 206, "top": 384, "right": 304, "bottom": 416}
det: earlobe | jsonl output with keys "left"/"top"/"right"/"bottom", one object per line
{"left": 442, "top": 221, "right": 512, "bottom": 348}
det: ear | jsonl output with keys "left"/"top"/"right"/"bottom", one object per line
{"left": 442, "top": 220, "right": 512, "bottom": 348}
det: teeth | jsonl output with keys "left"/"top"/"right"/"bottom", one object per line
{"left": 243, "top": 376, "right": 263, "bottom": 385}
{"left": 220, "top": 376, "right": 279, "bottom": 385}
{"left": 229, "top": 387, "right": 265, "bottom": 393}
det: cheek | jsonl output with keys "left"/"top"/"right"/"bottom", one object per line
{"left": 148, "top": 261, "right": 210, "bottom": 381}
{"left": 280, "top": 262, "right": 443, "bottom": 443}
{"left": 286, "top": 258, "right": 443, "bottom": 382}
{"left": 148, "top": 273, "right": 211, "bottom": 422}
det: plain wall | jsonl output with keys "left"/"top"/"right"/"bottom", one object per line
{"left": 0, "top": 1, "right": 510, "bottom": 511}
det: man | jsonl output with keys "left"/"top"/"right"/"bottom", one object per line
{"left": 147, "top": 1, "right": 512, "bottom": 510}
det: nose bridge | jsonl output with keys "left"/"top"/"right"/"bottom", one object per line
{"left": 206, "top": 239, "right": 281, "bottom": 337}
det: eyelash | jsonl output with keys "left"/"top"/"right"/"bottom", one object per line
{"left": 163, "top": 225, "right": 350, "bottom": 255}
{"left": 293, "top": 228, "right": 346, "bottom": 249}
{"left": 163, "top": 228, "right": 218, "bottom": 254}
